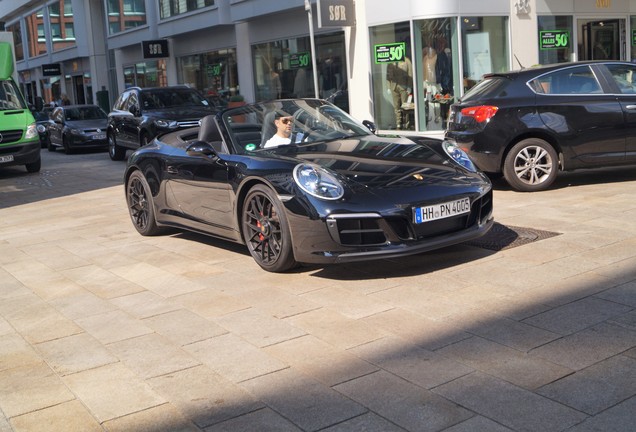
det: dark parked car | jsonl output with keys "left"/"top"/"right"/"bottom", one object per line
{"left": 446, "top": 61, "right": 636, "bottom": 191}
{"left": 124, "top": 98, "right": 494, "bottom": 272}
{"left": 47, "top": 104, "right": 108, "bottom": 154}
{"left": 107, "top": 85, "right": 216, "bottom": 161}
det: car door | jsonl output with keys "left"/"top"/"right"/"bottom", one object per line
{"left": 532, "top": 64, "right": 625, "bottom": 167}
{"left": 48, "top": 107, "right": 64, "bottom": 146}
{"left": 121, "top": 91, "right": 141, "bottom": 148}
{"left": 601, "top": 63, "right": 636, "bottom": 162}
{"left": 164, "top": 146, "right": 235, "bottom": 238}
{"left": 108, "top": 91, "right": 133, "bottom": 147}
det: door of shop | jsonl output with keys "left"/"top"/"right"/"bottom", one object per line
{"left": 73, "top": 75, "right": 86, "bottom": 105}
{"left": 578, "top": 19, "right": 625, "bottom": 61}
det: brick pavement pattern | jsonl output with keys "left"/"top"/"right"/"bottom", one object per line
{"left": 0, "top": 150, "right": 635, "bottom": 431}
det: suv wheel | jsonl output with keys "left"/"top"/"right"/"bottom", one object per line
{"left": 108, "top": 133, "right": 126, "bottom": 161}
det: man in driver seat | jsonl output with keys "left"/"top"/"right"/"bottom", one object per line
{"left": 264, "top": 111, "right": 304, "bottom": 148}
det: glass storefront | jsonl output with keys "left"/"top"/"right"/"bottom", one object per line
{"left": 107, "top": 0, "right": 147, "bottom": 35}
{"left": 49, "top": 0, "right": 76, "bottom": 52}
{"left": 177, "top": 48, "right": 238, "bottom": 110}
{"left": 252, "top": 32, "right": 348, "bottom": 111}
{"left": 370, "top": 16, "right": 509, "bottom": 132}
{"left": 538, "top": 16, "right": 573, "bottom": 64}
{"left": 123, "top": 61, "right": 167, "bottom": 88}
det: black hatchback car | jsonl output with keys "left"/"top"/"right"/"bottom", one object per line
{"left": 107, "top": 85, "right": 216, "bottom": 161}
{"left": 446, "top": 61, "right": 636, "bottom": 191}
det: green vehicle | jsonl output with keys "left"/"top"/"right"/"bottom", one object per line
{"left": 0, "top": 41, "right": 40, "bottom": 173}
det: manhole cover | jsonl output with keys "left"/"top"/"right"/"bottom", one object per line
{"left": 466, "top": 223, "right": 560, "bottom": 251}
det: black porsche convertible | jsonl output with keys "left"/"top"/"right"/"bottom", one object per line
{"left": 124, "top": 99, "right": 494, "bottom": 272}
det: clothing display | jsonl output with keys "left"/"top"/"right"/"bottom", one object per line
{"left": 386, "top": 56, "right": 413, "bottom": 129}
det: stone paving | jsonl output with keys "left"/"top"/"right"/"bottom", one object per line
{"left": 0, "top": 149, "right": 635, "bottom": 431}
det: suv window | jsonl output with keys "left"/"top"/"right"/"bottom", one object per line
{"left": 140, "top": 88, "right": 209, "bottom": 110}
{"left": 531, "top": 66, "right": 601, "bottom": 95}
{"left": 113, "top": 91, "right": 130, "bottom": 110}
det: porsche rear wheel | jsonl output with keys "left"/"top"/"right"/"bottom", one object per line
{"left": 503, "top": 138, "right": 558, "bottom": 192}
{"left": 242, "top": 184, "right": 297, "bottom": 272}
{"left": 126, "top": 171, "right": 162, "bottom": 236}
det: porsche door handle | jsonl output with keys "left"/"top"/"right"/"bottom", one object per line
{"left": 625, "top": 105, "right": 636, "bottom": 110}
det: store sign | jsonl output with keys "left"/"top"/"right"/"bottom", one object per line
{"left": 374, "top": 42, "right": 406, "bottom": 64}
{"left": 290, "top": 52, "right": 311, "bottom": 69}
{"left": 540, "top": 30, "right": 570, "bottom": 50}
{"left": 317, "top": 0, "right": 355, "bottom": 27}
{"left": 42, "top": 63, "right": 61, "bottom": 76}
{"left": 142, "top": 40, "right": 169, "bottom": 59}
{"left": 206, "top": 63, "right": 222, "bottom": 77}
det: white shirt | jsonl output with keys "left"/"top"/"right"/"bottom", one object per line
{"left": 264, "top": 132, "right": 304, "bottom": 148}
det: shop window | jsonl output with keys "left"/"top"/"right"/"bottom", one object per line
{"left": 251, "top": 32, "right": 348, "bottom": 112}
{"left": 369, "top": 22, "right": 413, "bottom": 131}
{"left": 123, "top": 61, "right": 167, "bottom": 88}
{"left": 414, "top": 17, "right": 458, "bottom": 131}
{"left": 538, "top": 16, "right": 573, "bottom": 64}
{"left": 461, "top": 16, "right": 509, "bottom": 92}
{"left": 177, "top": 49, "right": 238, "bottom": 111}
{"left": 107, "top": 0, "right": 147, "bottom": 35}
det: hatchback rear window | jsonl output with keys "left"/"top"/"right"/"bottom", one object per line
{"left": 461, "top": 77, "right": 510, "bottom": 102}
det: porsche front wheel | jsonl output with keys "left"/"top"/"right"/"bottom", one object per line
{"left": 126, "top": 171, "right": 162, "bottom": 236}
{"left": 242, "top": 184, "right": 297, "bottom": 272}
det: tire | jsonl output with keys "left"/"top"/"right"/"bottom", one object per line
{"left": 47, "top": 135, "right": 56, "bottom": 152}
{"left": 108, "top": 133, "right": 126, "bottom": 161}
{"left": 25, "top": 157, "right": 41, "bottom": 173}
{"left": 242, "top": 184, "right": 297, "bottom": 272}
{"left": 62, "top": 135, "right": 73, "bottom": 154}
{"left": 503, "top": 138, "right": 558, "bottom": 192}
{"left": 126, "top": 170, "right": 163, "bottom": 236}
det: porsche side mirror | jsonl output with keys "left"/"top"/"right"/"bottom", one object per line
{"left": 363, "top": 120, "right": 376, "bottom": 134}
{"left": 186, "top": 140, "right": 218, "bottom": 158}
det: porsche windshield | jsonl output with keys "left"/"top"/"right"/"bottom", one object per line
{"left": 223, "top": 99, "right": 372, "bottom": 154}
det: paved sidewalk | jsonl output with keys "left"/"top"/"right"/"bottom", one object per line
{"left": 0, "top": 150, "right": 635, "bottom": 432}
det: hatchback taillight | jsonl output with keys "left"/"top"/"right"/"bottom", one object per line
{"left": 460, "top": 106, "right": 499, "bottom": 123}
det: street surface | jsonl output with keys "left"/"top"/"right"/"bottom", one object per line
{"left": 0, "top": 149, "right": 635, "bottom": 431}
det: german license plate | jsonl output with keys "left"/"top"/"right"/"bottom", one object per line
{"left": 0, "top": 155, "right": 14, "bottom": 164}
{"left": 414, "top": 197, "right": 470, "bottom": 223}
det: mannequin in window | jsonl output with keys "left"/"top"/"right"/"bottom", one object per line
{"left": 435, "top": 37, "right": 453, "bottom": 126}
{"left": 423, "top": 45, "right": 439, "bottom": 124}
{"left": 386, "top": 55, "right": 413, "bottom": 129}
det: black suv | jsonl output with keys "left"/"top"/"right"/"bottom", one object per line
{"left": 107, "top": 85, "right": 215, "bottom": 160}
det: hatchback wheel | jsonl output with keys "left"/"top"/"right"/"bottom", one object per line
{"left": 242, "top": 184, "right": 297, "bottom": 272}
{"left": 503, "top": 138, "right": 558, "bottom": 192}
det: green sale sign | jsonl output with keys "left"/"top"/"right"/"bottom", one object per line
{"left": 540, "top": 30, "right": 570, "bottom": 50}
{"left": 374, "top": 42, "right": 406, "bottom": 63}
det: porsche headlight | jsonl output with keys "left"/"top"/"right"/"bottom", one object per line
{"left": 293, "top": 163, "right": 344, "bottom": 200}
{"left": 443, "top": 141, "right": 477, "bottom": 172}
{"left": 155, "top": 119, "right": 179, "bottom": 129}
{"left": 36, "top": 124, "right": 46, "bottom": 133}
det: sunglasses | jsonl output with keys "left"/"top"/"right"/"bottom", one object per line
{"left": 278, "top": 117, "right": 292, "bottom": 124}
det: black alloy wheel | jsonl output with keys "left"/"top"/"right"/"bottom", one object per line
{"left": 62, "top": 135, "right": 73, "bottom": 154}
{"left": 242, "top": 184, "right": 297, "bottom": 272}
{"left": 108, "top": 133, "right": 126, "bottom": 161}
{"left": 126, "top": 171, "right": 162, "bottom": 236}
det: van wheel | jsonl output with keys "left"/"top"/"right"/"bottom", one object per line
{"left": 503, "top": 138, "right": 558, "bottom": 192}
{"left": 25, "top": 157, "right": 41, "bottom": 173}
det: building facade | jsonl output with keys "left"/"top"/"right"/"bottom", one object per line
{"left": 2, "top": 0, "right": 635, "bottom": 134}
